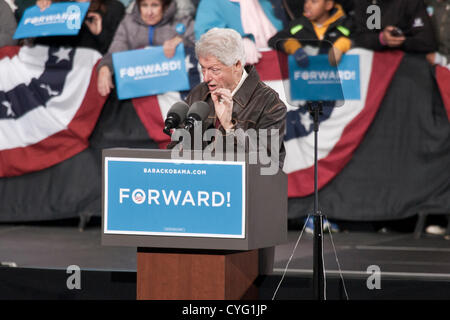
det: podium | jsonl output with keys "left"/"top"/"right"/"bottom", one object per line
{"left": 102, "top": 148, "right": 287, "bottom": 299}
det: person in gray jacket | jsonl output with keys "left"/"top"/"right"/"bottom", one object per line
{"left": 97, "top": 0, "right": 195, "bottom": 96}
{"left": 0, "top": 0, "right": 18, "bottom": 47}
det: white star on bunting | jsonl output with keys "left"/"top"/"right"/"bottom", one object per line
{"left": 53, "top": 47, "right": 71, "bottom": 63}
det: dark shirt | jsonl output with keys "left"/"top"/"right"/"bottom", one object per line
{"left": 351, "top": 0, "right": 437, "bottom": 53}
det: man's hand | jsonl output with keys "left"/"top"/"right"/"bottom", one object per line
{"left": 426, "top": 52, "right": 436, "bottom": 65}
{"left": 163, "top": 36, "right": 182, "bottom": 58}
{"left": 381, "top": 26, "right": 406, "bottom": 48}
{"left": 97, "top": 66, "right": 114, "bottom": 97}
{"left": 36, "top": 0, "right": 52, "bottom": 11}
{"left": 211, "top": 88, "right": 234, "bottom": 130}
{"left": 85, "top": 12, "right": 103, "bottom": 36}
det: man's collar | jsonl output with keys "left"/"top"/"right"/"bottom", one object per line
{"left": 231, "top": 68, "right": 248, "bottom": 97}
{"left": 232, "top": 65, "right": 260, "bottom": 108}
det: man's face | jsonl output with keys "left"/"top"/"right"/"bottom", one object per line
{"left": 198, "top": 55, "right": 242, "bottom": 93}
{"left": 303, "top": 0, "right": 333, "bottom": 23}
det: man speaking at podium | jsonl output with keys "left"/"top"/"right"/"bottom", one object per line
{"left": 176, "top": 28, "right": 287, "bottom": 274}
{"left": 175, "top": 27, "right": 287, "bottom": 168}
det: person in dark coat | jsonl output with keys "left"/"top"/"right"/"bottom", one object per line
{"left": 282, "top": 0, "right": 354, "bottom": 20}
{"left": 269, "top": 0, "right": 353, "bottom": 66}
{"left": 351, "top": 0, "right": 437, "bottom": 53}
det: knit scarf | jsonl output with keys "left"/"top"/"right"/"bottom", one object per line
{"left": 230, "top": 0, "right": 277, "bottom": 48}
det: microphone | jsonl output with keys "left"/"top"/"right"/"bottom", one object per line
{"left": 184, "top": 101, "right": 210, "bottom": 131}
{"left": 163, "top": 101, "right": 189, "bottom": 136}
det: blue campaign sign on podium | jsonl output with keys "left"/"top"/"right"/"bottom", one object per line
{"left": 13, "top": 2, "right": 89, "bottom": 39}
{"left": 104, "top": 158, "right": 246, "bottom": 238}
{"left": 288, "top": 54, "right": 360, "bottom": 101}
{"left": 112, "top": 45, "right": 190, "bottom": 100}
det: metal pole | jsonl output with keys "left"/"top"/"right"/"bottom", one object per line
{"left": 312, "top": 103, "right": 324, "bottom": 300}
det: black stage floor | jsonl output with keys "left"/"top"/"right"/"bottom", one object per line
{"left": 1, "top": 219, "right": 449, "bottom": 300}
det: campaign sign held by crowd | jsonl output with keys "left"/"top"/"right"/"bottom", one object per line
{"left": 104, "top": 158, "right": 245, "bottom": 238}
{"left": 112, "top": 45, "right": 190, "bottom": 100}
{"left": 289, "top": 54, "right": 360, "bottom": 101}
{"left": 13, "top": 2, "right": 89, "bottom": 39}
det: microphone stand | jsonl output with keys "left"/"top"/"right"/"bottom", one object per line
{"left": 307, "top": 100, "right": 325, "bottom": 301}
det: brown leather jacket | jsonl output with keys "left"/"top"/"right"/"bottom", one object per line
{"left": 180, "top": 65, "right": 287, "bottom": 167}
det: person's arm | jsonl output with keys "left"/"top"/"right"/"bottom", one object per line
{"left": 0, "top": 4, "right": 18, "bottom": 47}
{"left": 163, "top": 35, "right": 182, "bottom": 58}
{"left": 402, "top": 0, "right": 438, "bottom": 53}
{"left": 96, "top": 17, "right": 130, "bottom": 96}
{"left": 329, "top": 36, "right": 352, "bottom": 66}
{"left": 426, "top": 52, "right": 450, "bottom": 68}
{"left": 268, "top": 19, "right": 303, "bottom": 52}
{"left": 234, "top": 99, "right": 287, "bottom": 171}
{"left": 352, "top": 3, "right": 385, "bottom": 51}
{"left": 225, "top": 93, "right": 287, "bottom": 170}
{"left": 181, "top": 16, "right": 195, "bottom": 48}
{"left": 97, "top": 18, "right": 130, "bottom": 73}
{"left": 194, "top": 0, "right": 227, "bottom": 40}
{"left": 163, "top": 15, "right": 195, "bottom": 58}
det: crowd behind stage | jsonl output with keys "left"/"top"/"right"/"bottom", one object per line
{"left": 2, "top": 0, "right": 450, "bottom": 73}
{"left": 0, "top": 0, "right": 449, "bottom": 235}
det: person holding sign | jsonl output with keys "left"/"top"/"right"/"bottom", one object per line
{"left": 268, "top": 0, "right": 352, "bottom": 67}
{"left": 97, "top": 0, "right": 195, "bottom": 96}
{"left": 33, "top": 0, "right": 125, "bottom": 54}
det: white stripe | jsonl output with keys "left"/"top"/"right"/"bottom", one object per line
{"left": 157, "top": 91, "right": 182, "bottom": 120}
{"left": 46, "top": 48, "right": 101, "bottom": 128}
{"left": 278, "top": 48, "right": 374, "bottom": 173}
{"left": 0, "top": 46, "right": 48, "bottom": 91}
{"left": 0, "top": 46, "right": 101, "bottom": 150}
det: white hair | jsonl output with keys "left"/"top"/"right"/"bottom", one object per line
{"left": 195, "top": 28, "right": 246, "bottom": 66}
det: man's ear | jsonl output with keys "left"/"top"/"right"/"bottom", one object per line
{"left": 234, "top": 60, "right": 243, "bottom": 74}
{"left": 326, "top": 0, "right": 334, "bottom": 11}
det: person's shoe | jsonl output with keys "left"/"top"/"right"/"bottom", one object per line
{"left": 303, "top": 217, "right": 340, "bottom": 234}
{"left": 425, "top": 225, "right": 446, "bottom": 235}
{"left": 323, "top": 218, "right": 340, "bottom": 233}
{"left": 304, "top": 217, "right": 314, "bottom": 234}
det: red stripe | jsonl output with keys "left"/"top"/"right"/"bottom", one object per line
{"left": 132, "top": 95, "right": 171, "bottom": 149}
{"left": 0, "top": 60, "right": 107, "bottom": 177}
{"left": 436, "top": 65, "right": 450, "bottom": 122}
{"left": 287, "top": 50, "right": 405, "bottom": 197}
{"left": 0, "top": 45, "right": 20, "bottom": 60}
{"left": 255, "top": 50, "right": 289, "bottom": 80}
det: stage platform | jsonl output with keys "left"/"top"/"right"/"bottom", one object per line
{"left": 1, "top": 218, "right": 449, "bottom": 300}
